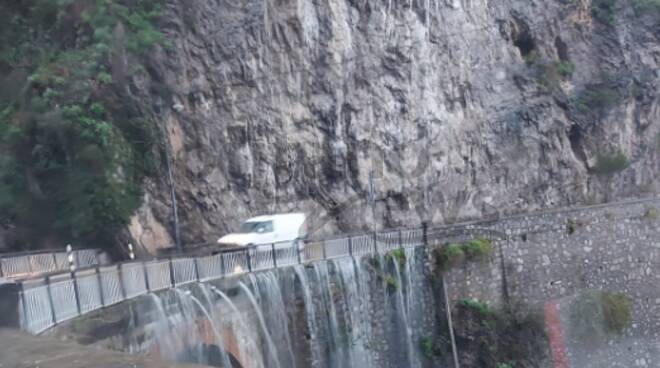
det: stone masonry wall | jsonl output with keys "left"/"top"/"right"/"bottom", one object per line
{"left": 442, "top": 197, "right": 660, "bottom": 367}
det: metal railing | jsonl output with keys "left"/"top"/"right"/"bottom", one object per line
{"left": 1, "top": 248, "right": 102, "bottom": 280}
{"left": 17, "top": 224, "right": 503, "bottom": 335}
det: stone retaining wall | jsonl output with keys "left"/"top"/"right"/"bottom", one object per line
{"left": 443, "top": 198, "right": 660, "bottom": 368}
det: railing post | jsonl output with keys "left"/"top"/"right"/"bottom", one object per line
{"left": 19, "top": 283, "right": 29, "bottom": 328}
{"left": 272, "top": 244, "right": 278, "bottom": 268}
{"left": 71, "top": 272, "right": 81, "bottom": 315}
{"left": 373, "top": 232, "right": 378, "bottom": 254}
{"left": 66, "top": 245, "right": 75, "bottom": 273}
{"left": 45, "top": 277, "right": 57, "bottom": 325}
{"left": 118, "top": 264, "right": 127, "bottom": 299}
{"left": 220, "top": 253, "right": 226, "bottom": 277}
{"left": 321, "top": 241, "right": 327, "bottom": 260}
{"left": 52, "top": 252, "right": 58, "bottom": 272}
{"left": 348, "top": 237, "right": 353, "bottom": 257}
{"left": 398, "top": 229, "right": 404, "bottom": 250}
{"left": 95, "top": 266, "right": 105, "bottom": 307}
{"left": 27, "top": 254, "right": 33, "bottom": 274}
{"left": 246, "top": 248, "right": 253, "bottom": 273}
{"left": 143, "top": 262, "right": 150, "bottom": 292}
{"left": 0, "top": 255, "right": 4, "bottom": 278}
{"left": 422, "top": 222, "right": 428, "bottom": 247}
{"left": 193, "top": 258, "right": 200, "bottom": 282}
{"left": 296, "top": 240, "right": 302, "bottom": 264}
{"left": 168, "top": 258, "right": 176, "bottom": 287}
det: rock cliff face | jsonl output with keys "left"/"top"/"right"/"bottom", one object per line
{"left": 128, "top": 0, "right": 660, "bottom": 251}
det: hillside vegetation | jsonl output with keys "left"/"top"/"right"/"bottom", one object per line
{"left": 0, "top": 0, "right": 163, "bottom": 250}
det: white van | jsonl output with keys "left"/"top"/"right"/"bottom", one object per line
{"left": 217, "top": 213, "right": 307, "bottom": 249}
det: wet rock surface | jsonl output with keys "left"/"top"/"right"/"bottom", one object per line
{"left": 127, "top": 0, "right": 660, "bottom": 251}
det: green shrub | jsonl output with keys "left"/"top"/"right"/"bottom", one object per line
{"left": 632, "top": 0, "right": 660, "bottom": 21}
{"left": 556, "top": 61, "right": 575, "bottom": 77}
{"left": 419, "top": 336, "right": 435, "bottom": 358}
{"left": 367, "top": 255, "right": 382, "bottom": 271}
{"left": 383, "top": 274, "right": 398, "bottom": 293}
{"left": 643, "top": 207, "right": 659, "bottom": 220}
{"left": 435, "top": 243, "right": 465, "bottom": 271}
{"left": 570, "top": 291, "right": 632, "bottom": 342}
{"left": 576, "top": 84, "right": 621, "bottom": 114}
{"left": 384, "top": 248, "right": 407, "bottom": 269}
{"left": 592, "top": 0, "right": 618, "bottom": 24}
{"left": 463, "top": 238, "right": 493, "bottom": 260}
{"left": 435, "top": 237, "right": 494, "bottom": 272}
{"left": 601, "top": 292, "right": 632, "bottom": 334}
{"left": 593, "top": 151, "right": 630, "bottom": 175}
{"left": 459, "top": 299, "right": 493, "bottom": 317}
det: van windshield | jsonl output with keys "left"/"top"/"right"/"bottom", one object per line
{"left": 238, "top": 221, "right": 273, "bottom": 234}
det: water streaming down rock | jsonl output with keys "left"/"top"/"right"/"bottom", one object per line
{"left": 334, "top": 258, "right": 376, "bottom": 367}
{"left": 238, "top": 281, "right": 283, "bottom": 368}
{"left": 188, "top": 292, "right": 233, "bottom": 368}
{"left": 208, "top": 285, "right": 265, "bottom": 368}
{"left": 145, "top": 293, "right": 176, "bottom": 361}
{"left": 292, "top": 264, "right": 321, "bottom": 366}
{"left": 136, "top": 249, "right": 439, "bottom": 368}
{"left": 168, "top": 288, "right": 208, "bottom": 365}
{"left": 253, "top": 272, "right": 297, "bottom": 368}
{"left": 393, "top": 257, "right": 420, "bottom": 368}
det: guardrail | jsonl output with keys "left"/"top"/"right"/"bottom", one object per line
{"left": 0, "top": 248, "right": 102, "bottom": 280}
{"left": 18, "top": 224, "right": 504, "bottom": 335}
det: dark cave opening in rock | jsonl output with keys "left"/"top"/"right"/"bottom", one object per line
{"left": 510, "top": 19, "right": 537, "bottom": 58}
{"left": 514, "top": 34, "right": 536, "bottom": 57}
{"left": 568, "top": 123, "right": 588, "bottom": 167}
{"left": 555, "top": 36, "right": 570, "bottom": 61}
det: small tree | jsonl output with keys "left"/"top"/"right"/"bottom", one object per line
{"left": 593, "top": 151, "right": 630, "bottom": 175}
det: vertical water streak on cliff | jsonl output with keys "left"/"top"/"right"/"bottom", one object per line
{"left": 210, "top": 285, "right": 266, "bottom": 368}
{"left": 238, "top": 281, "right": 283, "bottom": 368}
{"left": 173, "top": 288, "right": 206, "bottom": 364}
{"left": 188, "top": 293, "right": 233, "bottom": 368}
{"left": 145, "top": 293, "right": 176, "bottom": 361}
{"left": 393, "top": 258, "right": 419, "bottom": 368}
{"left": 312, "top": 261, "right": 342, "bottom": 367}
{"left": 293, "top": 264, "right": 321, "bottom": 366}
{"left": 334, "top": 258, "right": 375, "bottom": 367}
{"left": 253, "top": 271, "right": 297, "bottom": 368}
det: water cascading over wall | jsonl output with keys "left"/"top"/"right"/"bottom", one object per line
{"left": 121, "top": 248, "right": 445, "bottom": 368}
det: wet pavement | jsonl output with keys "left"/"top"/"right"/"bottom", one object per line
{"left": 0, "top": 328, "right": 205, "bottom": 368}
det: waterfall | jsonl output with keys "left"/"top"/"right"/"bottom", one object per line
{"left": 293, "top": 265, "right": 321, "bottom": 366}
{"left": 209, "top": 286, "right": 265, "bottom": 368}
{"left": 253, "top": 272, "right": 297, "bottom": 368}
{"left": 188, "top": 292, "right": 233, "bottom": 368}
{"left": 145, "top": 294, "right": 175, "bottom": 361}
{"left": 238, "top": 281, "right": 283, "bottom": 368}
{"left": 393, "top": 258, "right": 420, "bottom": 368}
{"left": 334, "top": 258, "right": 375, "bottom": 367}
{"left": 312, "top": 261, "right": 342, "bottom": 367}
{"left": 136, "top": 248, "right": 436, "bottom": 368}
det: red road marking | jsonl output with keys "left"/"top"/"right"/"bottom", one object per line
{"left": 544, "top": 301, "right": 570, "bottom": 368}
